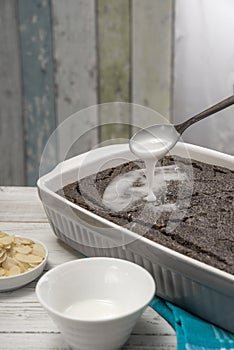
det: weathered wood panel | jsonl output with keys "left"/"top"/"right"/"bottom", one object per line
{"left": 52, "top": 0, "right": 98, "bottom": 160}
{"left": 17, "top": 0, "right": 56, "bottom": 185}
{"left": 173, "top": 0, "right": 234, "bottom": 155}
{"left": 132, "top": 0, "right": 174, "bottom": 130}
{"left": 97, "top": 0, "right": 130, "bottom": 142}
{"left": 0, "top": 0, "right": 25, "bottom": 185}
{"left": 0, "top": 1, "right": 175, "bottom": 185}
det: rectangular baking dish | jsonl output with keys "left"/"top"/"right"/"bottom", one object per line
{"left": 37, "top": 143, "right": 234, "bottom": 333}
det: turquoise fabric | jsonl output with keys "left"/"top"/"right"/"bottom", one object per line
{"left": 150, "top": 297, "right": 234, "bottom": 350}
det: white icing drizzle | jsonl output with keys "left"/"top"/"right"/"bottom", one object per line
{"left": 102, "top": 164, "right": 186, "bottom": 212}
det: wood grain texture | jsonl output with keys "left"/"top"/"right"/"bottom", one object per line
{"left": 1, "top": 335, "right": 175, "bottom": 350}
{"left": 0, "top": 0, "right": 25, "bottom": 186}
{"left": 0, "top": 1, "right": 175, "bottom": 186}
{"left": 97, "top": 0, "right": 130, "bottom": 142}
{"left": 0, "top": 187, "right": 176, "bottom": 349}
{"left": 17, "top": 0, "right": 56, "bottom": 186}
{"left": 132, "top": 0, "right": 173, "bottom": 123}
{"left": 52, "top": 0, "right": 98, "bottom": 159}
{"left": 0, "top": 186, "right": 47, "bottom": 222}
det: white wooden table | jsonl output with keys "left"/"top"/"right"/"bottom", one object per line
{"left": 0, "top": 187, "right": 176, "bottom": 349}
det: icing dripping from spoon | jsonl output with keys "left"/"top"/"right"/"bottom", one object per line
{"left": 129, "top": 95, "right": 234, "bottom": 201}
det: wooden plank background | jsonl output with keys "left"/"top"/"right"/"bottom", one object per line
{"left": 132, "top": 0, "right": 174, "bottom": 119}
{"left": 0, "top": 0, "right": 173, "bottom": 186}
{"left": 18, "top": 0, "right": 56, "bottom": 186}
{"left": 98, "top": 0, "right": 130, "bottom": 142}
{"left": 52, "top": 0, "right": 98, "bottom": 160}
{"left": 0, "top": 0, "right": 25, "bottom": 185}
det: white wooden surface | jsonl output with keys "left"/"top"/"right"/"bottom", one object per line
{"left": 0, "top": 187, "right": 176, "bottom": 349}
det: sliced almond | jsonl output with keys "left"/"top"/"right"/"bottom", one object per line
{"left": 13, "top": 237, "right": 33, "bottom": 245}
{"left": 29, "top": 265, "right": 38, "bottom": 268}
{"left": 0, "top": 235, "right": 14, "bottom": 246}
{"left": 13, "top": 237, "right": 23, "bottom": 245}
{"left": 13, "top": 259, "right": 27, "bottom": 273}
{"left": 32, "top": 243, "right": 45, "bottom": 257}
{"left": 2, "top": 256, "right": 17, "bottom": 270}
{"left": 0, "top": 232, "right": 46, "bottom": 277}
{"left": 15, "top": 245, "right": 32, "bottom": 255}
{"left": 18, "top": 238, "right": 33, "bottom": 245}
{"left": 15, "top": 253, "right": 43, "bottom": 264}
{"left": 0, "top": 252, "right": 7, "bottom": 264}
{"left": 0, "top": 249, "right": 6, "bottom": 258}
{"left": 8, "top": 265, "right": 21, "bottom": 276}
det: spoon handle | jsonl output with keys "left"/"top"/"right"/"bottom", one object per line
{"left": 175, "top": 95, "right": 234, "bottom": 135}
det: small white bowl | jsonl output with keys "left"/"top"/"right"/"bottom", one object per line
{"left": 36, "top": 257, "right": 155, "bottom": 350}
{"left": 0, "top": 237, "right": 48, "bottom": 292}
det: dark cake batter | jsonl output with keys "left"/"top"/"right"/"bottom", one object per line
{"left": 58, "top": 156, "right": 234, "bottom": 274}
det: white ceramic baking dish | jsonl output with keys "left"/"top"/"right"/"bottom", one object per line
{"left": 37, "top": 143, "right": 234, "bottom": 333}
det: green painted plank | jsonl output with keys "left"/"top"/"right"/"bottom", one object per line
{"left": 0, "top": 0, "right": 25, "bottom": 185}
{"left": 17, "top": 0, "right": 56, "bottom": 185}
{"left": 132, "top": 0, "right": 173, "bottom": 129}
{"left": 97, "top": 0, "right": 130, "bottom": 142}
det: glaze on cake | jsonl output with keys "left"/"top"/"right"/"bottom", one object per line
{"left": 58, "top": 155, "right": 234, "bottom": 274}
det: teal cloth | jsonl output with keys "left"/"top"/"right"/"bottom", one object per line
{"left": 150, "top": 297, "right": 234, "bottom": 350}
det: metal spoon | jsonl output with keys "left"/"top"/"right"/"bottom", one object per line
{"left": 129, "top": 95, "right": 234, "bottom": 160}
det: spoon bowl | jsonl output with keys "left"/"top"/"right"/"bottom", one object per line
{"left": 130, "top": 95, "right": 234, "bottom": 161}
{"left": 129, "top": 124, "right": 180, "bottom": 160}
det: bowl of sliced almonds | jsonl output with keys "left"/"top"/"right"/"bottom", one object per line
{"left": 0, "top": 232, "right": 48, "bottom": 291}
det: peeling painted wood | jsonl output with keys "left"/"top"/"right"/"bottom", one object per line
{"left": 97, "top": 0, "right": 130, "bottom": 142}
{"left": 132, "top": 0, "right": 173, "bottom": 128}
{"left": 0, "top": 0, "right": 25, "bottom": 185}
{"left": 51, "top": 0, "right": 98, "bottom": 159}
{"left": 0, "top": 0, "right": 175, "bottom": 185}
{"left": 17, "top": 0, "right": 56, "bottom": 186}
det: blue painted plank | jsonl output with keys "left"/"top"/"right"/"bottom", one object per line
{"left": 0, "top": 0, "right": 25, "bottom": 185}
{"left": 17, "top": 0, "right": 56, "bottom": 185}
